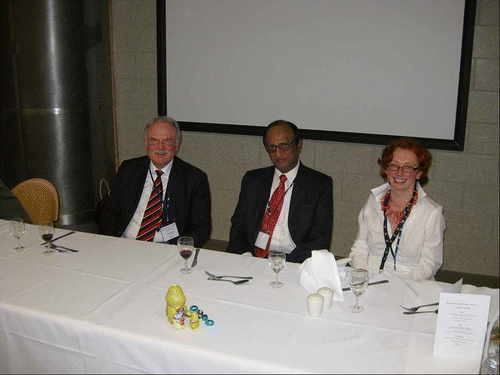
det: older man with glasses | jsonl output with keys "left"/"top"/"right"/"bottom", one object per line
{"left": 99, "top": 116, "right": 211, "bottom": 248}
{"left": 227, "top": 120, "right": 333, "bottom": 263}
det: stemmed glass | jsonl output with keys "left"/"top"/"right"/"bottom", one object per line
{"left": 349, "top": 269, "right": 369, "bottom": 313}
{"left": 39, "top": 221, "right": 55, "bottom": 255}
{"left": 9, "top": 218, "right": 25, "bottom": 252}
{"left": 268, "top": 249, "right": 286, "bottom": 288}
{"left": 178, "top": 236, "right": 194, "bottom": 274}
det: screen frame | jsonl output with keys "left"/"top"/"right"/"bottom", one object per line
{"left": 157, "top": 0, "right": 476, "bottom": 151}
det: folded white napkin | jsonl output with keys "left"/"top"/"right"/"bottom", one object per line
{"left": 298, "top": 250, "right": 344, "bottom": 302}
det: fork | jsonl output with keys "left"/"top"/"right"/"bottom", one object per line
{"left": 205, "top": 271, "right": 253, "bottom": 280}
{"left": 49, "top": 242, "right": 78, "bottom": 253}
{"left": 207, "top": 278, "right": 249, "bottom": 285}
{"left": 400, "top": 301, "right": 439, "bottom": 312}
{"left": 403, "top": 309, "right": 439, "bottom": 315}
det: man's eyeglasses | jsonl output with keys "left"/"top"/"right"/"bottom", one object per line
{"left": 386, "top": 163, "right": 419, "bottom": 174}
{"left": 147, "top": 138, "right": 177, "bottom": 146}
{"left": 265, "top": 139, "right": 297, "bottom": 153}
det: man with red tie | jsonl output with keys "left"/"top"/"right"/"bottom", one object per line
{"left": 99, "top": 116, "right": 211, "bottom": 248}
{"left": 227, "top": 120, "right": 333, "bottom": 263}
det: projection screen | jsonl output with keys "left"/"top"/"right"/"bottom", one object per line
{"left": 158, "top": 0, "right": 476, "bottom": 150}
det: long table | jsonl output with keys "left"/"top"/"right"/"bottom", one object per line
{"left": 0, "top": 220, "right": 498, "bottom": 373}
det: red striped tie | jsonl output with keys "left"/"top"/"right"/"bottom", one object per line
{"left": 137, "top": 170, "right": 163, "bottom": 241}
{"left": 255, "top": 174, "right": 287, "bottom": 258}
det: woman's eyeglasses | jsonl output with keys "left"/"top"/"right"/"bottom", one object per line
{"left": 386, "top": 163, "right": 419, "bottom": 174}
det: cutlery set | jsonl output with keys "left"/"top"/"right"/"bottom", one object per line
{"left": 205, "top": 270, "right": 252, "bottom": 285}
{"left": 191, "top": 252, "right": 252, "bottom": 285}
{"left": 401, "top": 302, "right": 439, "bottom": 315}
{"left": 48, "top": 242, "right": 78, "bottom": 253}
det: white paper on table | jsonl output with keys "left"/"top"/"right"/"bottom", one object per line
{"left": 443, "top": 278, "right": 463, "bottom": 294}
{"left": 433, "top": 293, "right": 491, "bottom": 361}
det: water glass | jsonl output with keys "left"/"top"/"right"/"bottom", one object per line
{"left": 268, "top": 249, "right": 286, "bottom": 288}
{"left": 349, "top": 269, "right": 369, "bottom": 313}
{"left": 9, "top": 218, "right": 25, "bottom": 252}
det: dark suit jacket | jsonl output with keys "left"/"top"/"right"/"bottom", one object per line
{"left": 99, "top": 156, "right": 211, "bottom": 248}
{"left": 227, "top": 163, "right": 333, "bottom": 263}
{"left": 0, "top": 179, "right": 32, "bottom": 224}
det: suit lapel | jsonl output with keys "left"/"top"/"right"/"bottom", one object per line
{"left": 130, "top": 158, "right": 150, "bottom": 213}
{"left": 165, "top": 157, "right": 182, "bottom": 220}
{"left": 251, "top": 168, "right": 274, "bottom": 241}
{"left": 288, "top": 163, "right": 308, "bottom": 237}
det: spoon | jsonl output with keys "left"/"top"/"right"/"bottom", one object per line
{"left": 207, "top": 278, "right": 249, "bottom": 285}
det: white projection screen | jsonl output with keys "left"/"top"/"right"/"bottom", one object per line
{"left": 158, "top": 0, "right": 476, "bottom": 150}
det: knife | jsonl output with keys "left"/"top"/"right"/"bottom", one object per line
{"left": 41, "top": 230, "right": 75, "bottom": 245}
{"left": 342, "top": 279, "right": 389, "bottom": 291}
{"left": 191, "top": 248, "right": 200, "bottom": 267}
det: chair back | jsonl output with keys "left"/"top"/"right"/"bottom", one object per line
{"left": 11, "top": 178, "right": 60, "bottom": 224}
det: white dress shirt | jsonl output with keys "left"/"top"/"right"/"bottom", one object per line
{"left": 122, "top": 160, "right": 173, "bottom": 242}
{"left": 349, "top": 182, "right": 445, "bottom": 280}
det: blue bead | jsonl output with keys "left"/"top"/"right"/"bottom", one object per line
{"left": 206, "top": 320, "right": 214, "bottom": 326}
{"left": 189, "top": 305, "right": 198, "bottom": 312}
{"left": 202, "top": 315, "right": 208, "bottom": 321}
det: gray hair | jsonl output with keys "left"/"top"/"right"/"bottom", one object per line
{"left": 143, "top": 116, "right": 182, "bottom": 145}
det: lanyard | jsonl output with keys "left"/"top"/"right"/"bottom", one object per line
{"left": 379, "top": 185, "right": 417, "bottom": 273}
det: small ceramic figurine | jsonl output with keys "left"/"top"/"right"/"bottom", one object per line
{"left": 165, "top": 285, "right": 200, "bottom": 330}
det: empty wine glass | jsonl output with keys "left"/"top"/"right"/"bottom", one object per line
{"left": 349, "top": 269, "right": 369, "bottom": 313}
{"left": 178, "top": 236, "right": 194, "bottom": 274}
{"left": 268, "top": 249, "right": 286, "bottom": 288}
{"left": 9, "top": 218, "right": 25, "bottom": 252}
{"left": 39, "top": 221, "right": 55, "bottom": 255}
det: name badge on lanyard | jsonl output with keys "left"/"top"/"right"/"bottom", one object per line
{"left": 160, "top": 222, "right": 179, "bottom": 242}
{"left": 255, "top": 231, "right": 270, "bottom": 249}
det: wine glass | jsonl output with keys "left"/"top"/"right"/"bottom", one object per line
{"left": 39, "top": 221, "right": 55, "bottom": 255}
{"left": 9, "top": 218, "right": 25, "bottom": 252}
{"left": 178, "top": 236, "right": 194, "bottom": 274}
{"left": 349, "top": 269, "right": 369, "bottom": 313}
{"left": 268, "top": 249, "right": 286, "bottom": 288}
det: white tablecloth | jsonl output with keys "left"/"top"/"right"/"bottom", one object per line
{"left": 0, "top": 220, "right": 498, "bottom": 373}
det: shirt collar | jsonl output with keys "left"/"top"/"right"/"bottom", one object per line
{"left": 372, "top": 181, "right": 427, "bottom": 199}
{"left": 274, "top": 160, "right": 300, "bottom": 186}
{"left": 149, "top": 158, "right": 173, "bottom": 177}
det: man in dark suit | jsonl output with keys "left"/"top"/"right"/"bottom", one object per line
{"left": 99, "top": 116, "right": 211, "bottom": 248}
{"left": 227, "top": 120, "right": 333, "bottom": 263}
{"left": 0, "top": 179, "right": 32, "bottom": 223}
